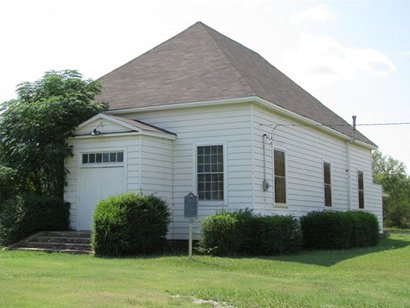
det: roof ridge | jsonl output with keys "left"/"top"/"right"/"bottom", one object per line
{"left": 199, "top": 23, "right": 255, "bottom": 96}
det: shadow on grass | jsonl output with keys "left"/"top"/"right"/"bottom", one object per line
{"left": 271, "top": 235, "right": 410, "bottom": 267}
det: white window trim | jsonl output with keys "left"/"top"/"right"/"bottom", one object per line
{"left": 323, "top": 160, "right": 332, "bottom": 207}
{"left": 79, "top": 149, "right": 126, "bottom": 168}
{"left": 192, "top": 141, "right": 228, "bottom": 206}
{"left": 273, "top": 147, "right": 287, "bottom": 208}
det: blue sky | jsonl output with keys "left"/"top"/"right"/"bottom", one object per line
{"left": 0, "top": 0, "right": 409, "bottom": 170}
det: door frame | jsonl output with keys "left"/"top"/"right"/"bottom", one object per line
{"left": 75, "top": 147, "right": 127, "bottom": 230}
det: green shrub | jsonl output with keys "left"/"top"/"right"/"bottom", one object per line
{"left": 0, "top": 194, "right": 70, "bottom": 246}
{"left": 0, "top": 166, "right": 18, "bottom": 203}
{"left": 257, "top": 215, "right": 302, "bottom": 255}
{"left": 92, "top": 192, "right": 171, "bottom": 256}
{"left": 300, "top": 210, "right": 380, "bottom": 250}
{"left": 199, "top": 210, "right": 247, "bottom": 256}
{"left": 200, "top": 210, "right": 302, "bottom": 256}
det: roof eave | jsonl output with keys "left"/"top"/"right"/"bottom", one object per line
{"left": 105, "top": 96, "right": 376, "bottom": 150}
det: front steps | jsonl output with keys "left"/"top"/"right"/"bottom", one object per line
{"left": 7, "top": 231, "right": 92, "bottom": 254}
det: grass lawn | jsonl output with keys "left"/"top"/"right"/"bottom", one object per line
{"left": 1, "top": 232, "right": 410, "bottom": 307}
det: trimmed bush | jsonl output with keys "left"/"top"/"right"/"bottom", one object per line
{"left": 0, "top": 194, "right": 70, "bottom": 246}
{"left": 300, "top": 210, "right": 380, "bottom": 250}
{"left": 92, "top": 192, "right": 171, "bottom": 256}
{"left": 199, "top": 210, "right": 249, "bottom": 256}
{"left": 200, "top": 210, "right": 302, "bottom": 256}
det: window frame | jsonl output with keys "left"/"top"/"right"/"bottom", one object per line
{"left": 323, "top": 161, "right": 332, "bottom": 207}
{"left": 79, "top": 149, "right": 126, "bottom": 168}
{"left": 358, "top": 170, "right": 364, "bottom": 209}
{"left": 193, "top": 142, "right": 228, "bottom": 206}
{"left": 273, "top": 148, "right": 287, "bottom": 207}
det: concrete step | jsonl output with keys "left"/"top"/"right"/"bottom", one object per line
{"left": 30, "top": 236, "right": 91, "bottom": 244}
{"left": 15, "top": 241, "right": 91, "bottom": 251}
{"left": 7, "top": 231, "right": 92, "bottom": 254}
{"left": 38, "top": 231, "right": 91, "bottom": 238}
{"left": 12, "top": 247, "right": 92, "bottom": 255}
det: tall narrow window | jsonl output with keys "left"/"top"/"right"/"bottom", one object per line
{"left": 323, "top": 162, "right": 332, "bottom": 207}
{"left": 197, "top": 145, "right": 224, "bottom": 201}
{"left": 358, "top": 171, "right": 364, "bottom": 209}
{"left": 274, "top": 150, "right": 286, "bottom": 204}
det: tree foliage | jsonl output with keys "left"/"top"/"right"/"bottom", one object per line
{"left": 372, "top": 150, "right": 410, "bottom": 228}
{"left": 0, "top": 70, "right": 103, "bottom": 198}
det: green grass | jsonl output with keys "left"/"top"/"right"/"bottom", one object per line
{"left": 1, "top": 233, "right": 410, "bottom": 307}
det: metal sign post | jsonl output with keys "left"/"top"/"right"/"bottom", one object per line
{"left": 184, "top": 192, "right": 198, "bottom": 259}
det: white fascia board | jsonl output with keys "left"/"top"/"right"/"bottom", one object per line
{"left": 105, "top": 96, "right": 376, "bottom": 150}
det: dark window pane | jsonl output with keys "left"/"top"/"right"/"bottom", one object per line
{"left": 205, "top": 192, "right": 211, "bottom": 200}
{"left": 358, "top": 171, "right": 364, "bottom": 189}
{"left": 324, "top": 184, "right": 332, "bottom": 207}
{"left": 275, "top": 177, "right": 286, "bottom": 203}
{"left": 89, "top": 153, "right": 95, "bottom": 163}
{"left": 205, "top": 147, "right": 210, "bottom": 155}
{"left": 359, "top": 191, "right": 364, "bottom": 209}
{"left": 96, "top": 153, "right": 102, "bottom": 163}
{"left": 117, "top": 152, "right": 124, "bottom": 162}
{"left": 358, "top": 171, "right": 364, "bottom": 208}
{"left": 103, "top": 153, "right": 109, "bottom": 163}
{"left": 82, "top": 154, "right": 88, "bottom": 164}
{"left": 110, "top": 152, "right": 116, "bottom": 162}
{"left": 274, "top": 150, "right": 285, "bottom": 177}
{"left": 198, "top": 147, "right": 204, "bottom": 155}
{"left": 324, "top": 163, "right": 331, "bottom": 185}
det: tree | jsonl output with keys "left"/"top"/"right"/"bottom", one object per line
{"left": 372, "top": 150, "right": 410, "bottom": 228}
{"left": 0, "top": 70, "right": 103, "bottom": 199}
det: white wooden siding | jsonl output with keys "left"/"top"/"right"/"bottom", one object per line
{"left": 65, "top": 135, "right": 141, "bottom": 229}
{"left": 251, "top": 103, "right": 382, "bottom": 228}
{"left": 252, "top": 103, "right": 350, "bottom": 216}
{"left": 123, "top": 103, "right": 253, "bottom": 239}
{"left": 349, "top": 144, "right": 383, "bottom": 228}
{"left": 66, "top": 100, "right": 382, "bottom": 237}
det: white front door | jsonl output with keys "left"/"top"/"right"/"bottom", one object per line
{"left": 78, "top": 166, "right": 125, "bottom": 230}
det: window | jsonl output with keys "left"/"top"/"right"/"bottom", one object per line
{"left": 274, "top": 149, "right": 286, "bottom": 204}
{"left": 323, "top": 162, "right": 332, "bottom": 207}
{"left": 197, "top": 145, "right": 224, "bottom": 201}
{"left": 358, "top": 171, "right": 364, "bottom": 209}
{"left": 82, "top": 151, "right": 124, "bottom": 165}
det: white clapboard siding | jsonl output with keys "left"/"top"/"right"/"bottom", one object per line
{"left": 252, "top": 104, "right": 349, "bottom": 215}
{"left": 65, "top": 135, "right": 142, "bottom": 229}
{"left": 349, "top": 144, "right": 383, "bottom": 227}
{"left": 66, "top": 101, "right": 382, "bottom": 238}
{"left": 124, "top": 103, "right": 253, "bottom": 239}
{"left": 251, "top": 103, "right": 382, "bottom": 227}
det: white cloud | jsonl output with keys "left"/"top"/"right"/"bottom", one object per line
{"left": 280, "top": 34, "right": 396, "bottom": 89}
{"left": 291, "top": 5, "right": 335, "bottom": 27}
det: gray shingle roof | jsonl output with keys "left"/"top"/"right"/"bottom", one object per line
{"left": 97, "top": 22, "right": 375, "bottom": 146}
